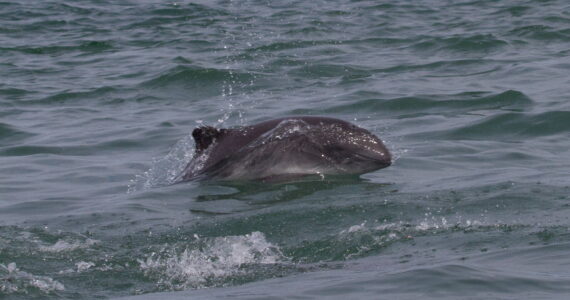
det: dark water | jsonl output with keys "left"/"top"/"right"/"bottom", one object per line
{"left": 1, "top": 0, "right": 570, "bottom": 298}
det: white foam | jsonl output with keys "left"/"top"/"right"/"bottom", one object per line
{"left": 39, "top": 238, "right": 99, "bottom": 253}
{"left": 75, "top": 261, "right": 95, "bottom": 272}
{"left": 340, "top": 222, "right": 367, "bottom": 234}
{"left": 0, "top": 262, "right": 65, "bottom": 294}
{"left": 340, "top": 218, "right": 489, "bottom": 237}
{"left": 139, "top": 232, "right": 285, "bottom": 290}
{"left": 338, "top": 218, "right": 490, "bottom": 259}
{"left": 339, "top": 222, "right": 403, "bottom": 259}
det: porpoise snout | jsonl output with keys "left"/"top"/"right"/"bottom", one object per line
{"left": 359, "top": 148, "right": 391, "bottom": 169}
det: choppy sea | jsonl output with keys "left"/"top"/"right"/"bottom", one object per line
{"left": 1, "top": 0, "right": 570, "bottom": 299}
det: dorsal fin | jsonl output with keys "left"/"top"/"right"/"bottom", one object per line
{"left": 192, "top": 126, "right": 225, "bottom": 153}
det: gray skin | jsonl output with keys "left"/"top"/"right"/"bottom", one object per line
{"left": 180, "top": 116, "right": 391, "bottom": 181}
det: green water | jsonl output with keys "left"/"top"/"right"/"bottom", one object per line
{"left": 1, "top": 0, "right": 570, "bottom": 299}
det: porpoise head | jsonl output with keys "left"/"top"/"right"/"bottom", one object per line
{"left": 310, "top": 120, "right": 392, "bottom": 174}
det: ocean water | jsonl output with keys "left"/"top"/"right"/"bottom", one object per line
{"left": 1, "top": 0, "right": 570, "bottom": 299}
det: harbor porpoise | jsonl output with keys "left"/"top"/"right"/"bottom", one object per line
{"left": 179, "top": 116, "right": 391, "bottom": 181}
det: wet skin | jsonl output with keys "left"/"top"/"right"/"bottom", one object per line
{"left": 180, "top": 116, "right": 391, "bottom": 181}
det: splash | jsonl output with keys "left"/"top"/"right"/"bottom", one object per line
{"left": 175, "top": 144, "right": 215, "bottom": 181}
{"left": 128, "top": 133, "right": 195, "bottom": 192}
{"left": 139, "top": 232, "right": 286, "bottom": 291}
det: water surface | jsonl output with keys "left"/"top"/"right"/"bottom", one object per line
{"left": 1, "top": 0, "right": 570, "bottom": 299}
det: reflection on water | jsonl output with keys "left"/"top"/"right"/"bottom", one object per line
{"left": 190, "top": 175, "right": 392, "bottom": 212}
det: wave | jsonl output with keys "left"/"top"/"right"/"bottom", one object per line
{"left": 410, "top": 34, "right": 508, "bottom": 54}
{"left": 375, "top": 59, "right": 502, "bottom": 76}
{"left": 24, "top": 87, "right": 116, "bottom": 105}
{"left": 441, "top": 110, "right": 570, "bottom": 140}
{"left": 122, "top": 3, "right": 228, "bottom": 29}
{"left": 0, "top": 226, "right": 292, "bottom": 295}
{"left": 2, "top": 181, "right": 568, "bottom": 297}
{"left": 287, "top": 218, "right": 526, "bottom": 263}
{"left": 0, "top": 87, "right": 30, "bottom": 98}
{"left": 141, "top": 65, "right": 253, "bottom": 88}
{"left": 0, "top": 123, "right": 34, "bottom": 144}
{"left": 136, "top": 252, "right": 570, "bottom": 299}
{"left": 510, "top": 25, "right": 570, "bottom": 41}
{"left": 0, "top": 138, "right": 143, "bottom": 156}
{"left": 353, "top": 260, "right": 570, "bottom": 298}
{"left": 493, "top": 5, "right": 531, "bottom": 17}
{"left": 0, "top": 40, "right": 113, "bottom": 55}
{"left": 246, "top": 39, "right": 344, "bottom": 53}
{"left": 290, "top": 90, "right": 532, "bottom": 116}
{"left": 0, "top": 226, "right": 98, "bottom": 296}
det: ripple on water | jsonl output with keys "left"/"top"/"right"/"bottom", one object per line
{"left": 442, "top": 111, "right": 570, "bottom": 140}
{"left": 0, "top": 40, "right": 113, "bottom": 56}
{"left": 289, "top": 90, "right": 533, "bottom": 116}
{"left": 23, "top": 87, "right": 117, "bottom": 106}
{"left": 141, "top": 65, "right": 251, "bottom": 88}
{"left": 410, "top": 34, "right": 509, "bottom": 55}
{"left": 510, "top": 25, "right": 570, "bottom": 41}
{"left": 138, "top": 65, "right": 256, "bottom": 101}
{"left": 0, "top": 123, "right": 35, "bottom": 145}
